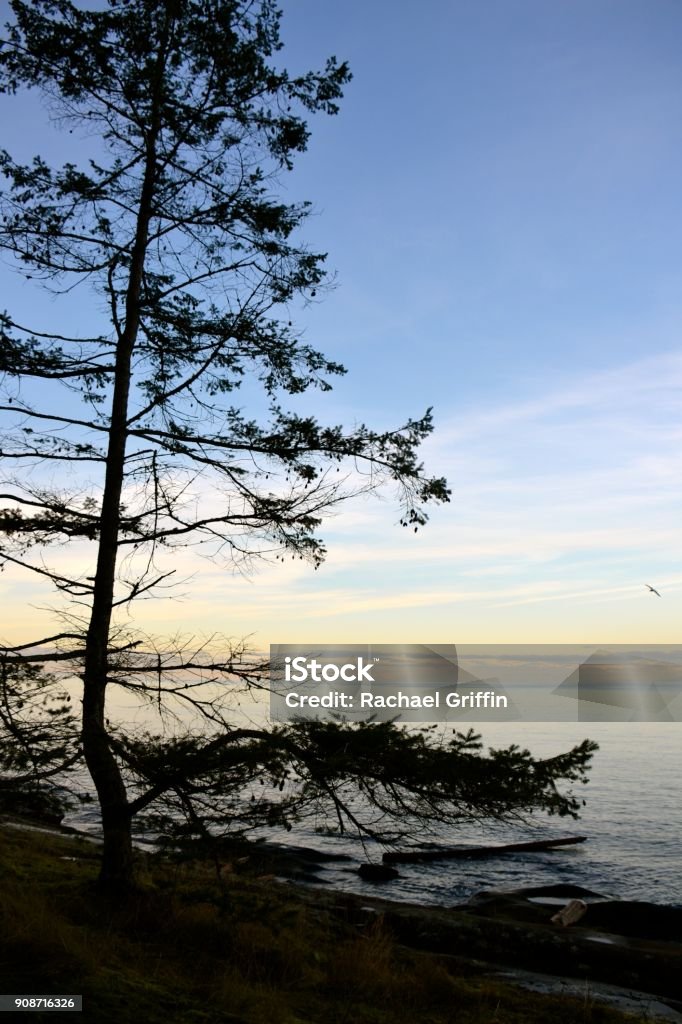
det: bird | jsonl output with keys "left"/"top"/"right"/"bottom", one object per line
{"left": 645, "top": 584, "right": 661, "bottom": 597}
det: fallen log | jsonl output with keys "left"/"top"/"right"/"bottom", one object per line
{"left": 383, "top": 835, "right": 587, "bottom": 865}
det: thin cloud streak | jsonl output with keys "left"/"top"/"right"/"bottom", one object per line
{"left": 431, "top": 350, "right": 682, "bottom": 446}
{"left": 4, "top": 349, "right": 682, "bottom": 641}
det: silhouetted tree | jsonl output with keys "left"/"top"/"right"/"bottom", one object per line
{"left": 0, "top": 0, "right": 595, "bottom": 891}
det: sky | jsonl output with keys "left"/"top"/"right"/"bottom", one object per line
{"left": 2, "top": 0, "right": 682, "bottom": 648}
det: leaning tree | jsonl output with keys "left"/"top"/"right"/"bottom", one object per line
{"left": 0, "top": 0, "right": 596, "bottom": 892}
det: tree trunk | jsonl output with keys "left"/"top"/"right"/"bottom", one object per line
{"left": 82, "top": 19, "right": 169, "bottom": 893}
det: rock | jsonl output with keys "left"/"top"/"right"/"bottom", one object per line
{"left": 466, "top": 884, "right": 682, "bottom": 943}
{"left": 586, "top": 901, "right": 682, "bottom": 942}
{"left": 468, "top": 884, "right": 608, "bottom": 905}
{"left": 358, "top": 863, "right": 400, "bottom": 882}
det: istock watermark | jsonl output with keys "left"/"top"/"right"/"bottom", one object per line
{"left": 269, "top": 644, "right": 682, "bottom": 722}
{"left": 284, "top": 656, "right": 377, "bottom": 683}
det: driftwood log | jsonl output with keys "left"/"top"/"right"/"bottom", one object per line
{"left": 383, "top": 835, "right": 587, "bottom": 865}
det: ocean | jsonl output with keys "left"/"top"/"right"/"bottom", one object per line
{"left": 65, "top": 722, "right": 682, "bottom": 908}
{"left": 252, "top": 722, "right": 682, "bottom": 907}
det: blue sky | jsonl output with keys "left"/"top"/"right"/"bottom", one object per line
{"left": 2, "top": 0, "right": 682, "bottom": 645}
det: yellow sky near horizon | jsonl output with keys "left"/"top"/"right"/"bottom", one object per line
{"left": 3, "top": 521, "right": 681, "bottom": 650}
{"left": 3, "top": 353, "right": 682, "bottom": 650}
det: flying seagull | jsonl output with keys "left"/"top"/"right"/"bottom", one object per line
{"left": 645, "top": 584, "right": 661, "bottom": 597}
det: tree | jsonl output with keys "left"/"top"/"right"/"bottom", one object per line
{"left": 0, "top": 657, "right": 80, "bottom": 821}
{"left": 0, "top": 0, "right": 596, "bottom": 892}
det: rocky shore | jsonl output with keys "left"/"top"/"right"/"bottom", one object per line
{"left": 249, "top": 839, "right": 682, "bottom": 1021}
{"left": 4, "top": 813, "right": 681, "bottom": 1022}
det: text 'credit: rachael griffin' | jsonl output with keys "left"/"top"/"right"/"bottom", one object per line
{"left": 283, "top": 690, "right": 508, "bottom": 710}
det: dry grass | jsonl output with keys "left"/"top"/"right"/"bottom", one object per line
{"left": 0, "top": 823, "right": 649, "bottom": 1024}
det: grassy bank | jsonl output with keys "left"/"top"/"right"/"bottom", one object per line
{"left": 0, "top": 823, "right": 647, "bottom": 1023}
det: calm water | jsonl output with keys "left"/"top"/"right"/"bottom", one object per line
{"left": 66, "top": 723, "right": 682, "bottom": 908}
{"left": 262, "top": 723, "right": 682, "bottom": 907}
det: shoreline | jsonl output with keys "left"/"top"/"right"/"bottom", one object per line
{"left": 3, "top": 811, "right": 682, "bottom": 1021}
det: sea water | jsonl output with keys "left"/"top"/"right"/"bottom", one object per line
{"left": 260, "top": 722, "right": 682, "bottom": 907}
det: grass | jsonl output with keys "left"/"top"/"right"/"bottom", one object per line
{"left": 0, "top": 823, "right": 650, "bottom": 1023}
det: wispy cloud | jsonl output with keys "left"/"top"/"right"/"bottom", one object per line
{"left": 4, "top": 351, "right": 682, "bottom": 643}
